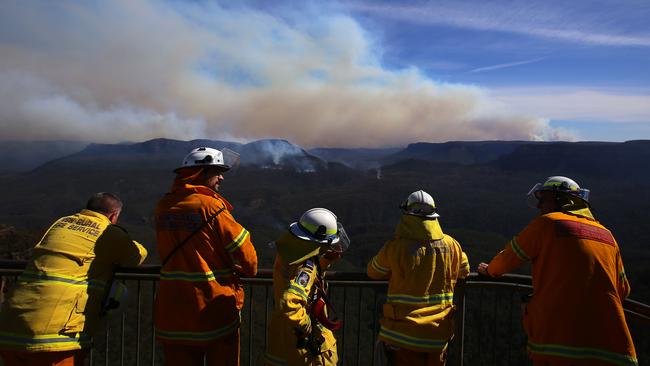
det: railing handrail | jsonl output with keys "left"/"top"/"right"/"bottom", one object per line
{"left": 1, "top": 260, "right": 649, "bottom": 324}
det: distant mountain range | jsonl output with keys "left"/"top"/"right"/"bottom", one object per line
{"left": 1, "top": 138, "right": 328, "bottom": 173}
{"left": 0, "top": 140, "right": 89, "bottom": 173}
{"left": 1, "top": 138, "right": 649, "bottom": 303}
{"left": 9, "top": 138, "right": 647, "bottom": 173}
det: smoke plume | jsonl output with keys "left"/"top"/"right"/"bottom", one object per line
{"left": 0, "top": 1, "right": 570, "bottom": 147}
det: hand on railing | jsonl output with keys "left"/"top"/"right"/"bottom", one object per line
{"left": 477, "top": 262, "right": 490, "bottom": 277}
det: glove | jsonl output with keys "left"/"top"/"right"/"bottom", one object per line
{"left": 295, "top": 329, "right": 325, "bottom": 356}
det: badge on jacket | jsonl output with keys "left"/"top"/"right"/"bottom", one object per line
{"left": 296, "top": 271, "right": 311, "bottom": 287}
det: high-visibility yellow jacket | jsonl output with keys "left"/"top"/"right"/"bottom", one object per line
{"left": 487, "top": 212, "right": 637, "bottom": 366}
{"left": 264, "top": 233, "right": 337, "bottom": 366}
{"left": 154, "top": 183, "right": 258, "bottom": 345}
{"left": 367, "top": 215, "right": 469, "bottom": 353}
{"left": 0, "top": 209, "right": 148, "bottom": 352}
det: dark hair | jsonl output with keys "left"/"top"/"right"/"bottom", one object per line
{"left": 85, "top": 192, "right": 123, "bottom": 215}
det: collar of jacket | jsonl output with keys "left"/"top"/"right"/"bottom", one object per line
{"left": 275, "top": 231, "right": 322, "bottom": 266}
{"left": 173, "top": 183, "right": 234, "bottom": 211}
{"left": 395, "top": 214, "right": 444, "bottom": 241}
{"left": 560, "top": 197, "right": 595, "bottom": 220}
{"left": 79, "top": 209, "right": 111, "bottom": 224}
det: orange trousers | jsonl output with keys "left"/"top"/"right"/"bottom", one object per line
{"left": 161, "top": 331, "right": 240, "bottom": 366}
{"left": 387, "top": 347, "right": 446, "bottom": 366}
{"left": 0, "top": 349, "right": 88, "bottom": 366}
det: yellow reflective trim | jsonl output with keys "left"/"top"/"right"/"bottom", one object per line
{"left": 371, "top": 257, "right": 390, "bottom": 274}
{"left": 160, "top": 269, "right": 232, "bottom": 282}
{"left": 156, "top": 316, "right": 240, "bottom": 342}
{"left": 387, "top": 292, "right": 454, "bottom": 305}
{"left": 0, "top": 331, "right": 92, "bottom": 350}
{"left": 528, "top": 342, "right": 637, "bottom": 366}
{"left": 225, "top": 228, "right": 249, "bottom": 253}
{"left": 287, "top": 283, "right": 309, "bottom": 301}
{"left": 379, "top": 327, "right": 448, "bottom": 350}
{"left": 300, "top": 221, "right": 337, "bottom": 235}
{"left": 510, "top": 237, "right": 531, "bottom": 261}
{"left": 543, "top": 181, "right": 578, "bottom": 191}
{"left": 19, "top": 270, "right": 105, "bottom": 290}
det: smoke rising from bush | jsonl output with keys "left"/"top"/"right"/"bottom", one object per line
{"left": 0, "top": 1, "right": 571, "bottom": 146}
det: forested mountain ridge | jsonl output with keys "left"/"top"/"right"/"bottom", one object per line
{"left": 1, "top": 138, "right": 649, "bottom": 304}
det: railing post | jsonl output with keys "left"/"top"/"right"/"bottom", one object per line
{"left": 2, "top": 261, "right": 649, "bottom": 366}
{"left": 455, "top": 279, "right": 467, "bottom": 366}
{"left": 135, "top": 281, "right": 141, "bottom": 366}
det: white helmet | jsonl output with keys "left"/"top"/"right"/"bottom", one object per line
{"left": 289, "top": 208, "right": 350, "bottom": 253}
{"left": 174, "top": 147, "right": 240, "bottom": 173}
{"left": 526, "top": 176, "right": 590, "bottom": 207}
{"left": 400, "top": 190, "right": 440, "bottom": 218}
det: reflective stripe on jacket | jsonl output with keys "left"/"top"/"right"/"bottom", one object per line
{"left": 488, "top": 212, "right": 637, "bottom": 366}
{"left": 367, "top": 215, "right": 470, "bottom": 353}
{"left": 264, "top": 233, "right": 337, "bottom": 366}
{"left": 0, "top": 209, "right": 148, "bottom": 352}
{"left": 154, "top": 183, "right": 257, "bottom": 345}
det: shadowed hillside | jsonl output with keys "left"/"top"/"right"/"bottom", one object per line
{"left": 0, "top": 140, "right": 88, "bottom": 173}
{"left": 382, "top": 140, "right": 531, "bottom": 166}
{"left": 0, "top": 138, "right": 649, "bottom": 304}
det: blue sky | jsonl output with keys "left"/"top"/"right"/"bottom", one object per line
{"left": 0, "top": 0, "right": 648, "bottom": 146}
{"left": 347, "top": 1, "right": 650, "bottom": 140}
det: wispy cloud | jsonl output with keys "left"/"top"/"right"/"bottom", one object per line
{"left": 348, "top": 1, "right": 650, "bottom": 47}
{"left": 491, "top": 86, "right": 650, "bottom": 123}
{"left": 0, "top": 1, "right": 569, "bottom": 146}
{"left": 470, "top": 57, "right": 546, "bottom": 73}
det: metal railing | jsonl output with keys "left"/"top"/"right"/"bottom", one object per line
{"left": 1, "top": 261, "right": 648, "bottom": 365}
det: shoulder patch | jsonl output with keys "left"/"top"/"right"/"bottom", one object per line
{"left": 295, "top": 271, "right": 311, "bottom": 287}
{"left": 304, "top": 259, "right": 315, "bottom": 269}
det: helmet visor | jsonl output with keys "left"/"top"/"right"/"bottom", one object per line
{"left": 221, "top": 148, "right": 240, "bottom": 169}
{"left": 526, "top": 183, "right": 543, "bottom": 208}
{"left": 575, "top": 188, "right": 590, "bottom": 202}
{"left": 526, "top": 182, "right": 591, "bottom": 207}
{"left": 330, "top": 223, "right": 350, "bottom": 253}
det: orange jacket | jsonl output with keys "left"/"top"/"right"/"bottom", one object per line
{"left": 154, "top": 183, "right": 257, "bottom": 345}
{"left": 487, "top": 212, "right": 636, "bottom": 366}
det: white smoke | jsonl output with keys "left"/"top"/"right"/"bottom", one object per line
{"left": 0, "top": 1, "right": 570, "bottom": 146}
{"left": 0, "top": 72, "right": 205, "bottom": 142}
{"left": 258, "top": 140, "right": 304, "bottom": 165}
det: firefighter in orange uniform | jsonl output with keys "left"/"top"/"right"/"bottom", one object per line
{"left": 368, "top": 190, "right": 470, "bottom": 366}
{"left": 263, "top": 208, "right": 350, "bottom": 366}
{"left": 478, "top": 176, "right": 637, "bottom": 366}
{"left": 154, "top": 147, "right": 258, "bottom": 366}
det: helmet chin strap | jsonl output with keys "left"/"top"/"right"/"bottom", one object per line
{"left": 309, "top": 255, "right": 342, "bottom": 331}
{"left": 554, "top": 193, "right": 573, "bottom": 209}
{"left": 326, "top": 237, "right": 334, "bottom": 251}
